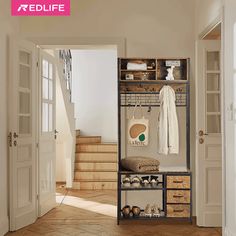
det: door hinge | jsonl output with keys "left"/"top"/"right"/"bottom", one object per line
{"left": 36, "top": 143, "right": 39, "bottom": 148}
{"left": 36, "top": 62, "right": 39, "bottom": 67}
{"left": 37, "top": 195, "right": 39, "bottom": 200}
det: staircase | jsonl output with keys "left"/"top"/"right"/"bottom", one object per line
{"left": 73, "top": 132, "right": 118, "bottom": 190}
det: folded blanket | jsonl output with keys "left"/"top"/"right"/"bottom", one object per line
{"left": 121, "top": 156, "right": 160, "bottom": 172}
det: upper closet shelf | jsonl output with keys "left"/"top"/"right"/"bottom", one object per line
{"left": 119, "top": 58, "right": 189, "bottom": 82}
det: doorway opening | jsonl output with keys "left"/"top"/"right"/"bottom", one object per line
{"left": 41, "top": 46, "right": 119, "bottom": 220}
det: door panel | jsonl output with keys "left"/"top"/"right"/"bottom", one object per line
{"left": 9, "top": 39, "right": 37, "bottom": 230}
{"left": 38, "top": 51, "right": 56, "bottom": 217}
{"left": 196, "top": 40, "right": 222, "bottom": 227}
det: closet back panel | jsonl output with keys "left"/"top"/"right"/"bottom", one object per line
{"left": 120, "top": 107, "right": 187, "bottom": 169}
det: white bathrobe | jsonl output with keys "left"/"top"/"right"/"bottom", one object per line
{"left": 158, "top": 86, "right": 179, "bottom": 155}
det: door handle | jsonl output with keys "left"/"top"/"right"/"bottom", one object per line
{"left": 198, "top": 130, "right": 208, "bottom": 136}
{"left": 13, "top": 132, "right": 19, "bottom": 138}
{"left": 8, "top": 132, "right": 12, "bottom": 147}
{"left": 54, "top": 130, "right": 59, "bottom": 140}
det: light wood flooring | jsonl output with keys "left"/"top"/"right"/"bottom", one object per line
{"left": 6, "top": 185, "right": 222, "bottom": 236}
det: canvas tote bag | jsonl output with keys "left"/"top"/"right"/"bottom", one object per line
{"left": 127, "top": 102, "right": 149, "bottom": 146}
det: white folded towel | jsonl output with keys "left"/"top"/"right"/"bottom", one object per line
{"left": 127, "top": 62, "right": 147, "bottom": 70}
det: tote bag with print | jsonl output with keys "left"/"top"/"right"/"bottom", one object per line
{"left": 127, "top": 102, "right": 149, "bottom": 146}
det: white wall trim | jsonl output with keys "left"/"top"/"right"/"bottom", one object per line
{"left": 0, "top": 217, "right": 9, "bottom": 236}
{"left": 24, "top": 37, "right": 126, "bottom": 57}
{"left": 224, "top": 227, "right": 235, "bottom": 236}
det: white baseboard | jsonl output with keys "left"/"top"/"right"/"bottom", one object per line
{"left": 0, "top": 217, "right": 9, "bottom": 236}
{"left": 224, "top": 227, "right": 235, "bottom": 236}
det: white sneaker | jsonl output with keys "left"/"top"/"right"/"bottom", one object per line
{"left": 152, "top": 204, "right": 160, "bottom": 217}
{"left": 144, "top": 204, "right": 152, "bottom": 217}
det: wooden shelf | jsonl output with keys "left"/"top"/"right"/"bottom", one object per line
{"left": 119, "top": 170, "right": 191, "bottom": 175}
{"left": 120, "top": 70, "right": 156, "bottom": 72}
{"left": 121, "top": 183, "right": 164, "bottom": 191}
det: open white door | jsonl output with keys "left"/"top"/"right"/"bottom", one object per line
{"left": 196, "top": 40, "right": 222, "bottom": 227}
{"left": 8, "top": 39, "right": 37, "bottom": 230}
{"left": 38, "top": 51, "right": 57, "bottom": 216}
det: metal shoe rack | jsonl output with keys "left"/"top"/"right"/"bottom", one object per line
{"left": 117, "top": 58, "right": 192, "bottom": 224}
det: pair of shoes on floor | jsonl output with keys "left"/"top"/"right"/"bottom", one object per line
{"left": 144, "top": 204, "right": 161, "bottom": 217}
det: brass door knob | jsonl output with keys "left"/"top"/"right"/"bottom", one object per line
{"left": 199, "top": 138, "right": 204, "bottom": 144}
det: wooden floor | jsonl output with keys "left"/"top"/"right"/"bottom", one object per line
{"left": 7, "top": 185, "right": 222, "bottom": 236}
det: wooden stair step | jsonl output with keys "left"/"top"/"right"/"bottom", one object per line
{"left": 76, "top": 143, "right": 117, "bottom": 153}
{"left": 74, "top": 171, "right": 117, "bottom": 181}
{"left": 75, "top": 152, "right": 117, "bottom": 163}
{"left": 75, "top": 162, "right": 118, "bottom": 171}
{"left": 76, "top": 136, "right": 102, "bottom": 144}
{"left": 72, "top": 181, "right": 117, "bottom": 190}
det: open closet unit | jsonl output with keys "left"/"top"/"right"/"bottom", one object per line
{"left": 117, "top": 58, "right": 191, "bottom": 224}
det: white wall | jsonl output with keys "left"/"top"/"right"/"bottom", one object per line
{"left": 52, "top": 50, "right": 75, "bottom": 186}
{"left": 20, "top": 0, "right": 196, "bottom": 213}
{"left": 71, "top": 49, "right": 118, "bottom": 142}
{"left": 56, "top": 73, "right": 69, "bottom": 183}
{"left": 0, "top": 1, "right": 20, "bottom": 235}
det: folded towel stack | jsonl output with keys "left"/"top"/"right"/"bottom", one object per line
{"left": 127, "top": 62, "right": 147, "bottom": 70}
{"left": 121, "top": 156, "right": 160, "bottom": 173}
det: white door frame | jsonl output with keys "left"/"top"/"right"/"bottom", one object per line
{"left": 8, "top": 38, "right": 125, "bottom": 231}
{"left": 196, "top": 12, "right": 225, "bottom": 230}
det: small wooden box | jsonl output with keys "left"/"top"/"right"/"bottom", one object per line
{"left": 167, "top": 175, "right": 190, "bottom": 189}
{"left": 167, "top": 204, "right": 190, "bottom": 218}
{"left": 167, "top": 190, "right": 190, "bottom": 204}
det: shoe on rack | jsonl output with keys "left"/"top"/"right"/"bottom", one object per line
{"left": 144, "top": 204, "right": 152, "bottom": 218}
{"left": 152, "top": 204, "right": 161, "bottom": 217}
{"left": 132, "top": 206, "right": 141, "bottom": 218}
{"left": 122, "top": 205, "right": 131, "bottom": 218}
{"left": 122, "top": 175, "right": 131, "bottom": 187}
{"left": 141, "top": 176, "right": 150, "bottom": 186}
{"left": 150, "top": 175, "right": 159, "bottom": 187}
{"left": 131, "top": 176, "right": 141, "bottom": 188}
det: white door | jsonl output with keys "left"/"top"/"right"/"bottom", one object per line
{"left": 38, "top": 51, "right": 57, "bottom": 216}
{"left": 196, "top": 40, "right": 222, "bottom": 227}
{"left": 8, "top": 39, "right": 37, "bottom": 230}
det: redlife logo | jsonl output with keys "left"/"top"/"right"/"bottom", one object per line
{"left": 12, "top": 0, "right": 70, "bottom": 16}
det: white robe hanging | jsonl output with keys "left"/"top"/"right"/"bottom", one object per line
{"left": 158, "top": 85, "right": 179, "bottom": 155}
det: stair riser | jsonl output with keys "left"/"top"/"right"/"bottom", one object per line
{"left": 73, "top": 181, "right": 117, "bottom": 190}
{"left": 75, "top": 153, "right": 117, "bottom": 163}
{"left": 74, "top": 171, "right": 117, "bottom": 181}
{"left": 76, "top": 137, "right": 101, "bottom": 144}
{"left": 77, "top": 144, "right": 117, "bottom": 153}
{"left": 75, "top": 163, "right": 118, "bottom": 171}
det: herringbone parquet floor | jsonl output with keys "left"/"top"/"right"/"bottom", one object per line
{"left": 6, "top": 185, "right": 222, "bottom": 236}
